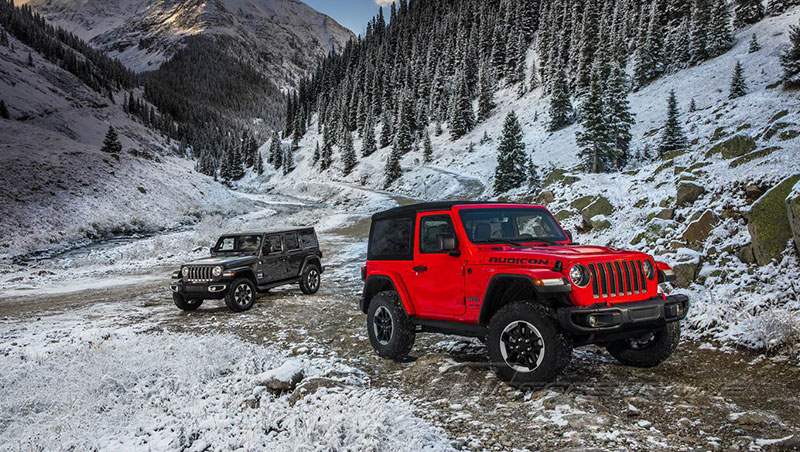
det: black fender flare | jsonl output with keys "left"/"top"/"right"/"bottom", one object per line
{"left": 227, "top": 266, "right": 257, "bottom": 282}
{"left": 478, "top": 274, "right": 571, "bottom": 325}
{"left": 360, "top": 275, "right": 396, "bottom": 313}
{"left": 299, "top": 255, "right": 322, "bottom": 275}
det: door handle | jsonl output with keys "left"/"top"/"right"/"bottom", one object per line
{"left": 413, "top": 265, "right": 428, "bottom": 273}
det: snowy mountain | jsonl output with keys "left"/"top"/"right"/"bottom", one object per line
{"left": 253, "top": 5, "right": 800, "bottom": 355}
{"left": 0, "top": 15, "right": 250, "bottom": 260}
{"left": 22, "top": 0, "right": 353, "bottom": 87}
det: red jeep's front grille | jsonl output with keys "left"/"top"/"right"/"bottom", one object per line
{"left": 588, "top": 260, "right": 648, "bottom": 299}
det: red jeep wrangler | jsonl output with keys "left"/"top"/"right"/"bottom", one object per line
{"left": 360, "top": 202, "right": 688, "bottom": 385}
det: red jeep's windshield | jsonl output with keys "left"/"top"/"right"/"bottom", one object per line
{"left": 459, "top": 208, "right": 567, "bottom": 244}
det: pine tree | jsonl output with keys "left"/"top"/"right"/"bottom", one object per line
{"left": 0, "top": 100, "right": 9, "bottom": 119}
{"left": 494, "top": 111, "right": 527, "bottom": 195}
{"left": 423, "top": 130, "right": 433, "bottom": 163}
{"left": 0, "top": 29, "right": 8, "bottom": 47}
{"left": 196, "top": 149, "right": 216, "bottom": 176}
{"left": 548, "top": 67, "right": 573, "bottom": 131}
{"left": 708, "top": 0, "right": 733, "bottom": 56}
{"left": 341, "top": 130, "right": 357, "bottom": 176}
{"left": 477, "top": 62, "right": 496, "bottom": 122}
{"left": 254, "top": 148, "right": 264, "bottom": 175}
{"left": 219, "top": 148, "right": 233, "bottom": 182}
{"left": 449, "top": 69, "right": 475, "bottom": 140}
{"left": 781, "top": 20, "right": 800, "bottom": 88}
{"left": 101, "top": 126, "right": 122, "bottom": 154}
{"left": 689, "top": 0, "right": 711, "bottom": 64}
{"left": 27, "top": 52, "right": 33, "bottom": 67}
{"left": 283, "top": 147, "right": 294, "bottom": 175}
{"left": 269, "top": 132, "right": 282, "bottom": 169}
{"left": 379, "top": 109, "right": 393, "bottom": 148}
{"left": 657, "top": 90, "right": 689, "bottom": 157}
{"left": 576, "top": 76, "right": 612, "bottom": 173}
{"left": 312, "top": 141, "right": 321, "bottom": 166}
{"left": 766, "top": 0, "right": 800, "bottom": 16}
{"left": 734, "top": 0, "right": 764, "bottom": 28}
{"left": 527, "top": 157, "right": 542, "bottom": 192}
{"left": 529, "top": 58, "right": 539, "bottom": 90}
{"left": 729, "top": 61, "right": 748, "bottom": 98}
{"left": 384, "top": 146, "right": 402, "bottom": 188}
{"left": 748, "top": 34, "right": 761, "bottom": 52}
{"left": 320, "top": 126, "right": 334, "bottom": 171}
{"left": 689, "top": 98, "right": 697, "bottom": 112}
{"left": 229, "top": 142, "right": 245, "bottom": 180}
{"left": 604, "top": 66, "right": 635, "bottom": 169}
{"left": 394, "top": 98, "right": 414, "bottom": 155}
{"left": 361, "top": 119, "right": 377, "bottom": 157}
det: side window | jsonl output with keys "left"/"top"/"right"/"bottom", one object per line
{"left": 420, "top": 215, "right": 456, "bottom": 253}
{"left": 368, "top": 217, "right": 414, "bottom": 260}
{"left": 284, "top": 233, "right": 300, "bottom": 251}
{"left": 264, "top": 235, "right": 283, "bottom": 254}
{"left": 217, "top": 237, "right": 235, "bottom": 251}
{"left": 300, "top": 231, "right": 318, "bottom": 248}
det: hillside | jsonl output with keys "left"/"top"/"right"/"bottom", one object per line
{"left": 250, "top": 6, "right": 800, "bottom": 355}
{"left": 0, "top": 22, "right": 249, "bottom": 261}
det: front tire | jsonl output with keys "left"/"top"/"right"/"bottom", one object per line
{"left": 366, "top": 291, "right": 416, "bottom": 360}
{"left": 299, "top": 264, "right": 321, "bottom": 294}
{"left": 487, "top": 302, "right": 572, "bottom": 386}
{"left": 606, "top": 322, "right": 681, "bottom": 368}
{"left": 173, "top": 293, "right": 203, "bottom": 311}
{"left": 225, "top": 278, "right": 257, "bottom": 312}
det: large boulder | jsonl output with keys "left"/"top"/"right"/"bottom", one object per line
{"left": 681, "top": 210, "right": 719, "bottom": 245}
{"left": 255, "top": 360, "right": 305, "bottom": 394}
{"left": 747, "top": 175, "right": 800, "bottom": 265}
{"left": 671, "top": 248, "right": 702, "bottom": 288}
{"left": 786, "top": 179, "right": 800, "bottom": 254}
{"left": 676, "top": 181, "right": 705, "bottom": 206}
{"left": 589, "top": 215, "right": 612, "bottom": 230}
{"left": 580, "top": 196, "right": 614, "bottom": 224}
{"left": 543, "top": 169, "right": 580, "bottom": 187}
{"left": 705, "top": 134, "right": 756, "bottom": 159}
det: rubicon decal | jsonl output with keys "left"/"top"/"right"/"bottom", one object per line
{"left": 488, "top": 257, "right": 549, "bottom": 265}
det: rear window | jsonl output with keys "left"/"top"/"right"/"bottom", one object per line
{"left": 300, "top": 231, "right": 318, "bottom": 248}
{"left": 368, "top": 218, "right": 414, "bottom": 260}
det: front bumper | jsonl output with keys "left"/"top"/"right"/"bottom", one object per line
{"left": 170, "top": 280, "right": 229, "bottom": 299}
{"left": 557, "top": 294, "right": 689, "bottom": 335}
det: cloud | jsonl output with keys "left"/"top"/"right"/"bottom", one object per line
{"left": 375, "top": 0, "right": 396, "bottom": 5}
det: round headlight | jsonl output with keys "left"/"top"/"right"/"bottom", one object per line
{"left": 643, "top": 261, "right": 655, "bottom": 279}
{"left": 212, "top": 266, "right": 223, "bottom": 277}
{"left": 569, "top": 264, "right": 590, "bottom": 287}
{"left": 181, "top": 267, "right": 188, "bottom": 277}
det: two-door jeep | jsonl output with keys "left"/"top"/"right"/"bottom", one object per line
{"left": 171, "top": 228, "right": 323, "bottom": 312}
{"left": 360, "top": 202, "right": 688, "bottom": 385}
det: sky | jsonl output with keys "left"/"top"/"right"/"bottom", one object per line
{"left": 301, "top": 0, "right": 393, "bottom": 35}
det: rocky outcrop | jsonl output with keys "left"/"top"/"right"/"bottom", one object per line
{"left": 705, "top": 134, "right": 756, "bottom": 159}
{"left": 676, "top": 182, "right": 705, "bottom": 206}
{"left": 681, "top": 210, "right": 719, "bottom": 245}
{"left": 747, "top": 175, "right": 800, "bottom": 265}
{"left": 580, "top": 197, "right": 614, "bottom": 230}
{"left": 786, "top": 180, "right": 800, "bottom": 254}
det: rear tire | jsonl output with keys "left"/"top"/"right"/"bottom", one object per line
{"left": 299, "top": 264, "right": 321, "bottom": 294}
{"left": 225, "top": 278, "right": 257, "bottom": 312}
{"left": 606, "top": 322, "right": 681, "bottom": 368}
{"left": 173, "top": 293, "right": 203, "bottom": 311}
{"left": 366, "top": 291, "right": 416, "bottom": 360}
{"left": 487, "top": 302, "right": 572, "bottom": 387}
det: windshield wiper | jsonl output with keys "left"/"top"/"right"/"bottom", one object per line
{"left": 481, "top": 239, "right": 524, "bottom": 247}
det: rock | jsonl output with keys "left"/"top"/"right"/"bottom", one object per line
{"left": 571, "top": 195, "right": 596, "bottom": 211}
{"left": 729, "top": 146, "right": 782, "bottom": 168}
{"left": 737, "top": 245, "right": 756, "bottom": 264}
{"left": 747, "top": 175, "right": 800, "bottom": 265}
{"left": 255, "top": 360, "right": 305, "bottom": 394}
{"left": 554, "top": 209, "right": 576, "bottom": 222}
{"left": 537, "top": 190, "right": 555, "bottom": 204}
{"left": 681, "top": 210, "right": 719, "bottom": 244}
{"left": 655, "top": 208, "right": 674, "bottom": 220}
{"left": 705, "top": 134, "right": 757, "bottom": 159}
{"left": 672, "top": 261, "right": 699, "bottom": 288}
{"left": 728, "top": 411, "right": 779, "bottom": 428}
{"left": 630, "top": 218, "right": 674, "bottom": 246}
{"left": 543, "top": 168, "right": 580, "bottom": 187}
{"left": 653, "top": 159, "right": 674, "bottom": 175}
{"left": 580, "top": 196, "right": 614, "bottom": 224}
{"left": 137, "top": 186, "right": 147, "bottom": 194}
{"left": 288, "top": 377, "right": 348, "bottom": 405}
{"left": 786, "top": 180, "right": 800, "bottom": 254}
{"left": 779, "top": 129, "right": 800, "bottom": 141}
{"left": 769, "top": 109, "right": 789, "bottom": 123}
{"left": 761, "top": 121, "right": 792, "bottom": 140}
{"left": 589, "top": 215, "right": 611, "bottom": 230}
{"left": 676, "top": 181, "right": 705, "bottom": 206}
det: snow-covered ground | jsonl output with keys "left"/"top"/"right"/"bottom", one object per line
{"left": 252, "top": 8, "right": 800, "bottom": 355}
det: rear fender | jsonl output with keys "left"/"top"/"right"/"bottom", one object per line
{"left": 300, "top": 255, "right": 322, "bottom": 274}
{"left": 361, "top": 272, "right": 415, "bottom": 316}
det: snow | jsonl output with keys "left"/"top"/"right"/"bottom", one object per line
{"left": 0, "top": 304, "right": 454, "bottom": 451}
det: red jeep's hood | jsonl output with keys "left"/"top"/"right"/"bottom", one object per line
{"left": 473, "top": 244, "right": 651, "bottom": 266}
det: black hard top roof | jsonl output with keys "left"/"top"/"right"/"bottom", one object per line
{"left": 372, "top": 201, "right": 534, "bottom": 220}
{"left": 219, "top": 227, "right": 315, "bottom": 236}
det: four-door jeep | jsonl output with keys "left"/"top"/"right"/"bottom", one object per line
{"left": 360, "top": 202, "right": 689, "bottom": 386}
{"left": 170, "top": 228, "right": 323, "bottom": 312}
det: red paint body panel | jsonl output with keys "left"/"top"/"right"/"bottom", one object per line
{"left": 365, "top": 203, "right": 669, "bottom": 324}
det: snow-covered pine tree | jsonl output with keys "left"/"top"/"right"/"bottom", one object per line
{"left": 254, "top": 148, "right": 264, "bottom": 175}
{"left": 529, "top": 58, "right": 539, "bottom": 90}
{"left": 729, "top": 61, "right": 748, "bottom": 98}
{"left": 576, "top": 76, "right": 612, "bottom": 173}
{"left": 657, "top": 90, "right": 689, "bottom": 157}
{"left": 341, "top": 130, "right": 357, "bottom": 176}
{"left": 242, "top": 131, "right": 254, "bottom": 168}
{"left": 634, "top": 0, "right": 664, "bottom": 89}
{"left": 230, "top": 142, "right": 245, "bottom": 180}
{"left": 282, "top": 147, "right": 294, "bottom": 175}
{"left": 312, "top": 141, "right": 321, "bottom": 166}
{"left": 423, "top": 130, "right": 433, "bottom": 163}
{"left": 689, "top": 0, "right": 711, "bottom": 64}
{"left": 548, "top": 67, "right": 573, "bottom": 131}
{"left": 515, "top": 35, "right": 528, "bottom": 98}
{"left": 604, "top": 66, "right": 635, "bottom": 168}
{"left": 101, "top": 126, "right": 122, "bottom": 154}
{"left": 269, "top": 132, "right": 282, "bottom": 169}
{"left": 494, "top": 111, "right": 527, "bottom": 195}
{"left": 0, "top": 99, "right": 9, "bottom": 119}
{"left": 527, "top": 157, "right": 541, "bottom": 192}
{"left": 766, "top": 0, "right": 800, "bottom": 16}
{"left": 748, "top": 34, "right": 761, "bottom": 52}
{"left": 384, "top": 146, "right": 402, "bottom": 188}
{"left": 320, "top": 126, "right": 333, "bottom": 171}
{"left": 708, "top": 0, "right": 733, "bottom": 56}
{"left": 0, "top": 29, "right": 8, "bottom": 47}
{"left": 379, "top": 109, "right": 393, "bottom": 148}
{"left": 734, "top": 0, "right": 764, "bottom": 28}
{"left": 361, "top": 118, "right": 377, "bottom": 157}
{"left": 449, "top": 68, "right": 475, "bottom": 141}
{"left": 477, "top": 61, "right": 496, "bottom": 122}
{"left": 394, "top": 98, "right": 414, "bottom": 154}
{"left": 196, "top": 150, "right": 215, "bottom": 176}
{"left": 782, "top": 19, "right": 800, "bottom": 88}
{"left": 219, "top": 148, "right": 233, "bottom": 182}
{"left": 689, "top": 97, "right": 697, "bottom": 111}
